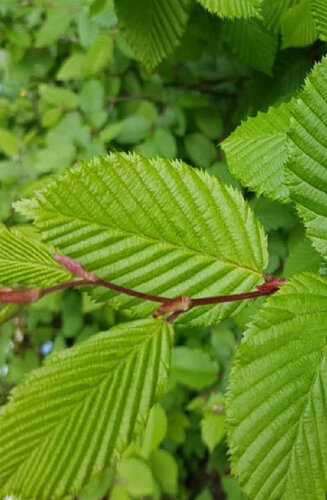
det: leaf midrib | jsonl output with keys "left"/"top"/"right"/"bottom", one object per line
{"left": 37, "top": 206, "right": 264, "bottom": 277}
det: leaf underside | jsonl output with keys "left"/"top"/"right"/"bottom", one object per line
{"left": 286, "top": 56, "right": 327, "bottom": 262}
{"left": 16, "top": 153, "right": 268, "bottom": 326}
{"left": 0, "top": 226, "right": 72, "bottom": 287}
{"left": 114, "top": 0, "right": 190, "bottom": 70}
{"left": 222, "top": 100, "right": 293, "bottom": 202}
{"left": 227, "top": 273, "right": 327, "bottom": 500}
{"left": 0, "top": 318, "right": 173, "bottom": 500}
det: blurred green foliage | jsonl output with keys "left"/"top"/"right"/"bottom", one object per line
{"left": 0, "top": 0, "right": 326, "bottom": 498}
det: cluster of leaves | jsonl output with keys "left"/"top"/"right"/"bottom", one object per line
{"left": 0, "top": 1, "right": 327, "bottom": 500}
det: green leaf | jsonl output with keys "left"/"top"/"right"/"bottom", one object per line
{"left": 140, "top": 404, "right": 167, "bottom": 457}
{"left": 184, "top": 133, "right": 217, "bottom": 168}
{"left": 197, "top": 0, "right": 263, "bottom": 19}
{"left": 0, "top": 318, "right": 173, "bottom": 500}
{"left": 115, "top": 0, "right": 190, "bottom": 70}
{"left": 223, "top": 19, "right": 278, "bottom": 75}
{"left": 227, "top": 273, "right": 327, "bottom": 500}
{"left": 117, "top": 457, "right": 156, "bottom": 497}
{"left": 262, "top": 0, "right": 298, "bottom": 34}
{"left": 312, "top": 0, "right": 327, "bottom": 40}
{"left": 35, "top": 6, "right": 73, "bottom": 48}
{"left": 0, "top": 226, "right": 71, "bottom": 287}
{"left": 281, "top": 0, "right": 317, "bottom": 48}
{"left": 222, "top": 100, "right": 293, "bottom": 202}
{"left": 16, "top": 153, "right": 268, "bottom": 326}
{"left": 84, "top": 32, "right": 113, "bottom": 75}
{"left": 0, "top": 128, "right": 19, "bottom": 157}
{"left": 116, "top": 116, "right": 152, "bottom": 144}
{"left": 201, "top": 412, "right": 225, "bottom": 451}
{"left": 56, "top": 53, "right": 87, "bottom": 81}
{"left": 284, "top": 229, "right": 323, "bottom": 277}
{"left": 195, "top": 109, "right": 223, "bottom": 140}
{"left": 40, "top": 84, "right": 79, "bottom": 109}
{"left": 149, "top": 449, "right": 178, "bottom": 496}
{"left": 171, "top": 346, "right": 218, "bottom": 389}
{"left": 286, "top": 56, "right": 327, "bottom": 261}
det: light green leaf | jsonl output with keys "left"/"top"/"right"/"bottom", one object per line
{"left": 99, "top": 122, "right": 123, "bottom": 143}
{"left": 0, "top": 318, "right": 173, "bottom": 500}
{"left": 149, "top": 449, "right": 178, "bottom": 496}
{"left": 197, "top": 0, "right": 263, "bottom": 19}
{"left": 281, "top": 0, "right": 317, "bottom": 48}
{"left": 116, "top": 116, "right": 152, "bottom": 144}
{"left": 56, "top": 53, "right": 87, "bottom": 81}
{"left": 222, "top": 100, "right": 293, "bottom": 202}
{"left": 312, "top": 0, "right": 327, "bottom": 40}
{"left": 115, "top": 0, "right": 190, "bottom": 70}
{"left": 118, "top": 457, "right": 156, "bottom": 497}
{"left": 286, "top": 56, "right": 327, "bottom": 261}
{"left": 0, "top": 128, "right": 19, "bottom": 157}
{"left": 172, "top": 346, "right": 218, "bottom": 389}
{"left": 40, "top": 84, "right": 79, "bottom": 110}
{"left": 35, "top": 6, "right": 73, "bottom": 47}
{"left": 223, "top": 19, "right": 278, "bottom": 75}
{"left": 16, "top": 153, "right": 268, "bottom": 326}
{"left": 110, "top": 484, "right": 131, "bottom": 500}
{"left": 201, "top": 413, "right": 225, "bottom": 451}
{"left": 140, "top": 404, "right": 167, "bottom": 457}
{"left": 0, "top": 226, "right": 71, "bottom": 287}
{"left": 284, "top": 230, "right": 323, "bottom": 277}
{"left": 84, "top": 32, "right": 113, "bottom": 75}
{"left": 80, "top": 80, "right": 104, "bottom": 115}
{"left": 227, "top": 273, "right": 327, "bottom": 500}
{"left": 41, "top": 108, "right": 63, "bottom": 128}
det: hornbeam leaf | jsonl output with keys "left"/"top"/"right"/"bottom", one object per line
{"left": 286, "top": 56, "right": 327, "bottom": 262}
{"left": 114, "top": 0, "right": 190, "bottom": 71}
{"left": 312, "top": 0, "right": 327, "bottom": 41}
{"left": 222, "top": 100, "right": 293, "bottom": 202}
{"left": 227, "top": 273, "right": 327, "bottom": 500}
{"left": 0, "top": 318, "right": 173, "bottom": 500}
{"left": 197, "top": 0, "right": 263, "bottom": 19}
{"left": 15, "top": 153, "right": 268, "bottom": 326}
{"left": 0, "top": 226, "right": 72, "bottom": 287}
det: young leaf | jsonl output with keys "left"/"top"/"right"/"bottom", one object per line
{"left": 227, "top": 273, "right": 327, "bottom": 500}
{"left": 16, "top": 153, "right": 268, "bottom": 326}
{"left": 0, "top": 318, "right": 173, "bottom": 500}
{"left": 197, "top": 0, "right": 263, "bottom": 19}
{"left": 222, "top": 100, "right": 293, "bottom": 202}
{"left": 0, "top": 226, "right": 71, "bottom": 287}
{"left": 312, "top": 0, "right": 327, "bottom": 41}
{"left": 286, "top": 56, "right": 327, "bottom": 261}
{"left": 114, "top": 0, "right": 190, "bottom": 70}
{"left": 222, "top": 19, "right": 278, "bottom": 75}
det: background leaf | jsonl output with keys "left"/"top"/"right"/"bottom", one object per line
{"left": 197, "top": 0, "right": 263, "bottom": 19}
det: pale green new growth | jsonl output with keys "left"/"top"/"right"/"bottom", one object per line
{"left": 197, "top": 0, "right": 263, "bottom": 19}
{"left": 286, "top": 56, "right": 327, "bottom": 262}
{"left": 0, "top": 318, "right": 173, "bottom": 500}
{"left": 0, "top": 226, "right": 72, "bottom": 287}
{"left": 227, "top": 273, "right": 327, "bottom": 500}
{"left": 222, "top": 100, "right": 293, "bottom": 202}
{"left": 16, "top": 153, "right": 268, "bottom": 326}
{"left": 312, "top": 0, "right": 327, "bottom": 41}
{"left": 114, "top": 0, "right": 190, "bottom": 71}
{"left": 222, "top": 19, "right": 278, "bottom": 75}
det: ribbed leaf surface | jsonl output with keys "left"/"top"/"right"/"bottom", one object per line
{"left": 16, "top": 153, "right": 268, "bottom": 326}
{"left": 286, "top": 56, "right": 327, "bottom": 261}
{"left": 0, "top": 318, "right": 173, "bottom": 500}
{"left": 222, "top": 19, "right": 278, "bottom": 75}
{"left": 312, "top": 0, "right": 327, "bottom": 40}
{"left": 0, "top": 226, "right": 71, "bottom": 287}
{"left": 197, "top": 0, "right": 263, "bottom": 19}
{"left": 281, "top": 0, "right": 317, "bottom": 48}
{"left": 262, "top": 0, "right": 298, "bottom": 34}
{"left": 114, "top": 0, "right": 190, "bottom": 70}
{"left": 222, "top": 101, "right": 293, "bottom": 202}
{"left": 227, "top": 273, "right": 327, "bottom": 500}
